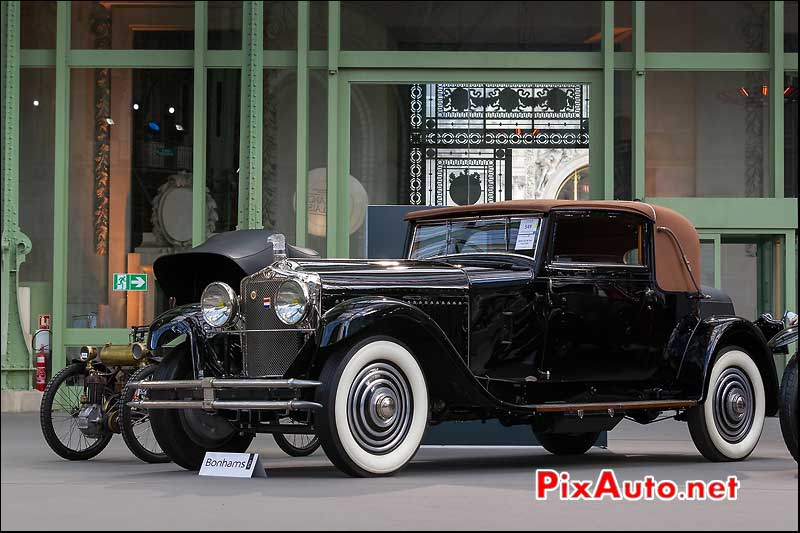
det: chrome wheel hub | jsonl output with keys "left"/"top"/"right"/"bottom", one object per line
{"left": 347, "top": 362, "right": 412, "bottom": 455}
{"left": 713, "top": 367, "right": 755, "bottom": 444}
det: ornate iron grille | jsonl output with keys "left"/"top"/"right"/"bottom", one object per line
{"left": 409, "top": 83, "right": 590, "bottom": 206}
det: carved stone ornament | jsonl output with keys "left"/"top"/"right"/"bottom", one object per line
{"left": 150, "top": 171, "right": 218, "bottom": 247}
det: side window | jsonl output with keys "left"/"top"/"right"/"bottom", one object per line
{"left": 551, "top": 212, "right": 647, "bottom": 266}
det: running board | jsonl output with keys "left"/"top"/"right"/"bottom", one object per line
{"left": 531, "top": 399, "right": 697, "bottom": 414}
{"left": 127, "top": 399, "right": 323, "bottom": 411}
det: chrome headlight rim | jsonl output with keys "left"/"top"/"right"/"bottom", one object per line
{"left": 274, "top": 279, "right": 310, "bottom": 326}
{"left": 201, "top": 282, "right": 239, "bottom": 328}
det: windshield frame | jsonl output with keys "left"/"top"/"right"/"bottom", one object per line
{"left": 407, "top": 214, "right": 543, "bottom": 262}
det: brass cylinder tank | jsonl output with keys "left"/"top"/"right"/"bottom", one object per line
{"left": 99, "top": 343, "right": 148, "bottom": 366}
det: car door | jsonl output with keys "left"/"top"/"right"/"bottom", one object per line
{"left": 541, "top": 210, "right": 659, "bottom": 384}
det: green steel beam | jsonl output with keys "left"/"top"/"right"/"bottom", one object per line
{"left": 771, "top": 2, "right": 784, "bottom": 198}
{"left": 20, "top": 49, "right": 55, "bottom": 67}
{"left": 337, "top": 72, "right": 350, "bottom": 257}
{"left": 337, "top": 51, "right": 604, "bottom": 70}
{"left": 326, "top": 1, "right": 340, "bottom": 257}
{"left": 295, "top": 1, "right": 310, "bottom": 247}
{"left": 207, "top": 50, "right": 242, "bottom": 68}
{"left": 786, "top": 54, "right": 798, "bottom": 70}
{"left": 67, "top": 50, "right": 194, "bottom": 68}
{"left": 647, "top": 198, "right": 798, "bottom": 230}
{"left": 192, "top": 1, "right": 208, "bottom": 246}
{"left": 51, "top": 0, "right": 71, "bottom": 378}
{"left": 1, "top": 0, "right": 34, "bottom": 390}
{"left": 238, "top": 1, "right": 264, "bottom": 230}
{"left": 63, "top": 328, "right": 129, "bottom": 347}
{"left": 713, "top": 234, "right": 722, "bottom": 289}
{"left": 614, "top": 52, "right": 633, "bottom": 70}
{"left": 602, "top": 1, "right": 614, "bottom": 199}
{"left": 644, "top": 53, "right": 771, "bottom": 71}
{"left": 339, "top": 69, "right": 599, "bottom": 84}
{"left": 632, "top": 1, "right": 645, "bottom": 200}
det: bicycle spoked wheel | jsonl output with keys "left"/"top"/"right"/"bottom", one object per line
{"left": 120, "top": 364, "right": 170, "bottom": 463}
{"left": 40, "top": 363, "right": 113, "bottom": 460}
{"left": 273, "top": 418, "right": 321, "bottom": 457}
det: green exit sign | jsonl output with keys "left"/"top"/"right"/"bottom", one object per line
{"left": 113, "top": 273, "right": 148, "bottom": 292}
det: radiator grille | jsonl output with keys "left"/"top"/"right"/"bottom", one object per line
{"left": 241, "top": 274, "right": 306, "bottom": 377}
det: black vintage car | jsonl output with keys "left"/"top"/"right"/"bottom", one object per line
{"left": 130, "top": 200, "right": 782, "bottom": 477}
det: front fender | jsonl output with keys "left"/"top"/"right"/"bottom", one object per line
{"left": 677, "top": 316, "right": 779, "bottom": 416}
{"left": 148, "top": 303, "right": 203, "bottom": 350}
{"left": 312, "top": 297, "right": 528, "bottom": 415}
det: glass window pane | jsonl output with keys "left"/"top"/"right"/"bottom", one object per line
{"left": 207, "top": 70, "right": 240, "bottom": 231}
{"left": 21, "top": 1, "right": 57, "bottom": 49}
{"left": 645, "top": 71, "right": 771, "bottom": 198}
{"left": 552, "top": 214, "right": 644, "bottom": 265}
{"left": 614, "top": 70, "right": 632, "bottom": 199}
{"left": 787, "top": 1, "right": 798, "bottom": 53}
{"left": 614, "top": 1, "right": 633, "bottom": 53}
{"left": 646, "top": 1, "right": 769, "bottom": 52}
{"left": 721, "top": 239, "right": 776, "bottom": 320}
{"left": 209, "top": 1, "right": 242, "bottom": 50}
{"left": 311, "top": 1, "right": 328, "bottom": 50}
{"left": 786, "top": 72, "right": 798, "bottom": 198}
{"left": 68, "top": 69, "right": 193, "bottom": 328}
{"left": 71, "top": 1, "right": 194, "bottom": 49}
{"left": 342, "top": 1, "right": 602, "bottom": 51}
{"left": 19, "top": 69, "right": 56, "bottom": 339}
{"left": 264, "top": 1, "right": 298, "bottom": 50}
{"left": 700, "top": 240, "right": 716, "bottom": 287}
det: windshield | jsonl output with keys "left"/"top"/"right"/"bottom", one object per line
{"left": 409, "top": 216, "right": 541, "bottom": 259}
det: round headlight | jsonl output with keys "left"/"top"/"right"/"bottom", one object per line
{"left": 275, "top": 280, "right": 309, "bottom": 325}
{"left": 201, "top": 282, "right": 238, "bottom": 328}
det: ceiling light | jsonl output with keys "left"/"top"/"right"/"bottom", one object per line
{"left": 105, "top": 117, "right": 115, "bottom": 125}
{"left": 175, "top": 124, "right": 184, "bottom": 131}
{"left": 168, "top": 106, "right": 175, "bottom": 114}
{"left": 33, "top": 100, "right": 39, "bottom": 107}
{"left": 133, "top": 103, "right": 139, "bottom": 110}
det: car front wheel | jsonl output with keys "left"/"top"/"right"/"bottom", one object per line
{"left": 688, "top": 346, "right": 765, "bottom": 461}
{"left": 315, "top": 337, "right": 428, "bottom": 477}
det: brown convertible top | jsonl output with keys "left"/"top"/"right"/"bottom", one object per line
{"left": 405, "top": 200, "right": 700, "bottom": 293}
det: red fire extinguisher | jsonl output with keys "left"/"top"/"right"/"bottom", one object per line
{"left": 32, "top": 324, "right": 50, "bottom": 391}
{"left": 35, "top": 346, "right": 47, "bottom": 392}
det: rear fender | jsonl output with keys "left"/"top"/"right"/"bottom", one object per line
{"left": 677, "top": 316, "right": 779, "bottom": 416}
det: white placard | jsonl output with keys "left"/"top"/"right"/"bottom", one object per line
{"left": 199, "top": 452, "right": 267, "bottom": 479}
{"left": 514, "top": 217, "right": 539, "bottom": 250}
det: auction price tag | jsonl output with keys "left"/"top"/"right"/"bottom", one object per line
{"left": 199, "top": 452, "right": 267, "bottom": 479}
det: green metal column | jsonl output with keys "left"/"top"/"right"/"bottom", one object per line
{"left": 632, "top": 1, "right": 645, "bottom": 200}
{"left": 51, "top": 1, "right": 71, "bottom": 377}
{"left": 295, "top": 1, "right": 310, "bottom": 247}
{"left": 192, "top": 1, "right": 208, "bottom": 246}
{"left": 1, "top": 0, "right": 33, "bottom": 390}
{"left": 602, "top": 1, "right": 614, "bottom": 199}
{"left": 326, "top": 1, "right": 341, "bottom": 257}
{"left": 771, "top": 1, "right": 784, "bottom": 198}
{"left": 237, "top": 1, "right": 263, "bottom": 230}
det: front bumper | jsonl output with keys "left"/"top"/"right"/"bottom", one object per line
{"left": 126, "top": 377, "right": 323, "bottom": 412}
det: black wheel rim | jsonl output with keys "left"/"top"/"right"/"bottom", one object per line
{"left": 49, "top": 371, "right": 107, "bottom": 453}
{"left": 346, "top": 361, "right": 413, "bottom": 455}
{"left": 713, "top": 367, "right": 756, "bottom": 444}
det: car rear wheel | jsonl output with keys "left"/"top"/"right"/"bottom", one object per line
{"left": 148, "top": 347, "right": 254, "bottom": 470}
{"left": 315, "top": 337, "right": 428, "bottom": 477}
{"left": 779, "top": 353, "right": 798, "bottom": 462}
{"left": 532, "top": 430, "right": 600, "bottom": 455}
{"left": 688, "top": 346, "right": 765, "bottom": 461}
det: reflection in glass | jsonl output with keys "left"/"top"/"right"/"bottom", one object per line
{"left": 342, "top": 1, "right": 601, "bottom": 51}
{"left": 646, "top": 1, "right": 769, "bottom": 52}
{"left": 209, "top": 1, "right": 242, "bottom": 50}
{"left": 207, "top": 70, "right": 241, "bottom": 231}
{"left": 68, "top": 69, "right": 193, "bottom": 328}
{"left": 71, "top": 1, "right": 194, "bottom": 49}
{"left": 786, "top": 72, "right": 798, "bottom": 198}
{"left": 645, "top": 71, "right": 771, "bottom": 197}
{"left": 21, "top": 1, "right": 57, "bottom": 49}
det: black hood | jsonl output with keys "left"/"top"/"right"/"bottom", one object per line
{"left": 154, "top": 230, "right": 319, "bottom": 304}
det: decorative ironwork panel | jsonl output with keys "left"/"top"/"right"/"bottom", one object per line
{"left": 409, "top": 83, "right": 589, "bottom": 206}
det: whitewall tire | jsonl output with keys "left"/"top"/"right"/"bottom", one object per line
{"left": 316, "top": 337, "right": 428, "bottom": 477}
{"left": 688, "top": 347, "right": 765, "bottom": 461}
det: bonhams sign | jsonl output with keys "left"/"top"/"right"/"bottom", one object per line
{"left": 199, "top": 452, "right": 267, "bottom": 478}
